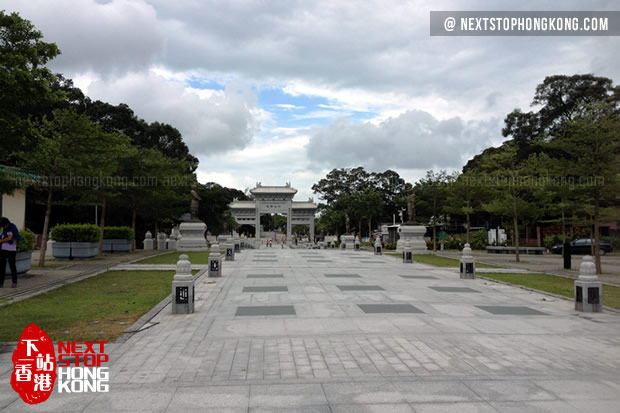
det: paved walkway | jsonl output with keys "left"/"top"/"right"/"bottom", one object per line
{"left": 1, "top": 248, "right": 619, "bottom": 412}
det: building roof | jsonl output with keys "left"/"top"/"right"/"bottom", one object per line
{"left": 292, "top": 202, "right": 318, "bottom": 209}
{"left": 250, "top": 185, "right": 298, "bottom": 194}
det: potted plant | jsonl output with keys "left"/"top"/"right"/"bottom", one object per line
{"left": 50, "top": 224, "right": 101, "bottom": 259}
{"left": 4, "top": 229, "right": 36, "bottom": 275}
{"left": 102, "top": 226, "right": 135, "bottom": 253}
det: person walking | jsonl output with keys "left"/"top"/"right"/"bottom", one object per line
{"left": 0, "top": 217, "right": 20, "bottom": 288}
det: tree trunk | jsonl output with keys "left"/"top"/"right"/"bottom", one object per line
{"left": 97, "top": 198, "right": 106, "bottom": 256}
{"left": 513, "top": 194, "right": 520, "bottom": 263}
{"left": 38, "top": 188, "right": 54, "bottom": 267}
{"left": 432, "top": 224, "right": 437, "bottom": 252}
{"left": 594, "top": 195, "right": 602, "bottom": 274}
{"left": 345, "top": 213, "right": 350, "bottom": 234}
{"left": 358, "top": 219, "right": 362, "bottom": 237}
{"left": 561, "top": 207, "right": 566, "bottom": 243}
{"left": 368, "top": 216, "right": 372, "bottom": 241}
{"left": 131, "top": 204, "right": 137, "bottom": 252}
{"left": 154, "top": 221, "right": 159, "bottom": 249}
{"left": 466, "top": 213, "right": 471, "bottom": 243}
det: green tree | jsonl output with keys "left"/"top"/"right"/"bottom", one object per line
{"left": 0, "top": 11, "right": 64, "bottom": 160}
{"left": 444, "top": 171, "right": 489, "bottom": 242}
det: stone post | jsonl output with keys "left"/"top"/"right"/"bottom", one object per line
{"left": 374, "top": 237, "right": 382, "bottom": 255}
{"left": 171, "top": 254, "right": 195, "bottom": 314}
{"left": 224, "top": 241, "right": 235, "bottom": 261}
{"left": 233, "top": 235, "right": 241, "bottom": 253}
{"left": 402, "top": 240, "right": 413, "bottom": 263}
{"left": 354, "top": 235, "right": 361, "bottom": 251}
{"left": 143, "top": 231, "right": 154, "bottom": 250}
{"left": 208, "top": 242, "right": 222, "bottom": 277}
{"left": 460, "top": 243, "right": 476, "bottom": 279}
{"left": 575, "top": 255, "right": 602, "bottom": 312}
{"left": 157, "top": 232, "right": 167, "bottom": 250}
{"left": 167, "top": 229, "right": 177, "bottom": 250}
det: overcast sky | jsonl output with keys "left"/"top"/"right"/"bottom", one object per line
{"left": 5, "top": 0, "right": 619, "bottom": 201}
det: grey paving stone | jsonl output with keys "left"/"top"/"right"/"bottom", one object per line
{"left": 323, "top": 382, "right": 406, "bottom": 404}
{"left": 358, "top": 304, "right": 424, "bottom": 314}
{"left": 324, "top": 273, "right": 361, "bottom": 278}
{"left": 307, "top": 260, "right": 333, "bottom": 263}
{"left": 490, "top": 400, "right": 581, "bottom": 413}
{"left": 360, "top": 260, "right": 385, "bottom": 264}
{"left": 247, "top": 274, "right": 284, "bottom": 278}
{"left": 392, "top": 381, "right": 483, "bottom": 403}
{"left": 464, "top": 380, "right": 556, "bottom": 402}
{"left": 236, "top": 305, "right": 296, "bottom": 316}
{"left": 534, "top": 379, "right": 619, "bottom": 400}
{"left": 399, "top": 275, "right": 439, "bottom": 279}
{"left": 476, "top": 306, "right": 549, "bottom": 315}
{"left": 249, "top": 384, "right": 327, "bottom": 407}
{"left": 243, "top": 286, "right": 289, "bottom": 293}
{"left": 250, "top": 406, "right": 330, "bottom": 413}
{"left": 411, "top": 402, "right": 498, "bottom": 412}
{"left": 168, "top": 385, "right": 250, "bottom": 408}
{"left": 331, "top": 403, "right": 414, "bottom": 413}
{"left": 429, "top": 287, "right": 481, "bottom": 293}
{"left": 86, "top": 387, "right": 176, "bottom": 411}
{"left": 338, "top": 285, "right": 385, "bottom": 291}
{"left": 252, "top": 260, "right": 278, "bottom": 262}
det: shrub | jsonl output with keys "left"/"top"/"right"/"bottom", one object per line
{"left": 50, "top": 224, "right": 101, "bottom": 243}
{"left": 103, "top": 226, "right": 135, "bottom": 240}
{"left": 16, "top": 229, "right": 35, "bottom": 252}
{"left": 469, "top": 230, "right": 488, "bottom": 250}
{"left": 601, "top": 236, "right": 620, "bottom": 249}
{"left": 384, "top": 242, "right": 397, "bottom": 250}
{"left": 544, "top": 235, "right": 563, "bottom": 251}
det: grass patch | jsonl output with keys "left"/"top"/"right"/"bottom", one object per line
{"left": 0, "top": 270, "right": 185, "bottom": 342}
{"left": 134, "top": 251, "right": 210, "bottom": 265}
{"left": 386, "top": 252, "right": 499, "bottom": 268}
{"left": 482, "top": 272, "right": 620, "bottom": 310}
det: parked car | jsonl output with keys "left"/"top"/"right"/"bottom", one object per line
{"left": 551, "top": 238, "right": 613, "bottom": 255}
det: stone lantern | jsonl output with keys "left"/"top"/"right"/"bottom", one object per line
{"left": 575, "top": 255, "right": 602, "bottom": 312}
{"left": 172, "top": 254, "right": 195, "bottom": 314}
{"left": 224, "top": 241, "right": 235, "bottom": 261}
{"left": 402, "top": 240, "right": 413, "bottom": 263}
{"left": 354, "top": 235, "right": 361, "bottom": 251}
{"left": 374, "top": 237, "right": 383, "bottom": 255}
{"left": 460, "top": 243, "right": 476, "bottom": 279}
{"left": 208, "top": 242, "right": 222, "bottom": 277}
{"left": 143, "top": 231, "right": 154, "bottom": 250}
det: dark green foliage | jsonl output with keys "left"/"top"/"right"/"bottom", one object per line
{"left": 16, "top": 228, "right": 35, "bottom": 252}
{"left": 50, "top": 224, "right": 101, "bottom": 242}
{"left": 103, "top": 226, "right": 135, "bottom": 240}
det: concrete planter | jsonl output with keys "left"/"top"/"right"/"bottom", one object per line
{"left": 3, "top": 250, "right": 33, "bottom": 275}
{"left": 102, "top": 239, "right": 131, "bottom": 253}
{"left": 52, "top": 242, "right": 98, "bottom": 259}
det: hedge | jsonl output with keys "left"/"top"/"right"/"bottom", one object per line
{"left": 103, "top": 226, "right": 135, "bottom": 240}
{"left": 16, "top": 229, "right": 35, "bottom": 252}
{"left": 50, "top": 224, "right": 101, "bottom": 243}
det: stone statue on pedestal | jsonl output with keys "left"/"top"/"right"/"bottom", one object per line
{"left": 407, "top": 192, "right": 416, "bottom": 224}
{"left": 190, "top": 184, "right": 201, "bottom": 219}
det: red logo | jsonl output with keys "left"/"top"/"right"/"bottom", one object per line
{"left": 11, "top": 323, "right": 57, "bottom": 405}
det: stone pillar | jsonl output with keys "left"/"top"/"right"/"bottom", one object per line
{"left": 374, "top": 237, "right": 382, "bottom": 255}
{"left": 287, "top": 206, "right": 292, "bottom": 244}
{"left": 575, "top": 255, "right": 602, "bottom": 312}
{"left": 233, "top": 235, "right": 241, "bottom": 253}
{"left": 157, "top": 232, "right": 166, "bottom": 250}
{"left": 396, "top": 225, "right": 427, "bottom": 254}
{"left": 255, "top": 203, "right": 261, "bottom": 240}
{"left": 143, "top": 231, "right": 154, "bottom": 250}
{"left": 224, "top": 241, "right": 235, "bottom": 261}
{"left": 167, "top": 228, "right": 177, "bottom": 250}
{"left": 402, "top": 240, "right": 413, "bottom": 263}
{"left": 309, "top": 219, "right": 315, "bottom": 243}
{"left": 460, "top": 243, "right": 476, "bottom": 279}
{"left": 171, "top": 254, "right": 195, "bottom": 314}
{"left": 354, "top": 235, "right": 361, "bottom": 251}
{"left": 208, "top": 242, "right": 222, "bottom": 277}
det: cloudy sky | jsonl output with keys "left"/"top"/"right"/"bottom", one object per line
{"left": 5, "top": 0, "right": 619, "bottom": 200}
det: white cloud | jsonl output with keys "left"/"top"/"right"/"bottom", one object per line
{"left": 87, "top": 72, "right": 259, "bottom": 155}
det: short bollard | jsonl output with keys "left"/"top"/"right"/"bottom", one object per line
{"left": 460, "top": 243, "right": 476, "bottom": 279}
{"left": 208, "top": 243, "right": 222, "bottom": 277}
{"left": 172, "top": 254, "right": 195, "bottom": 314}
{"left": 402, "top": 241, "right": 413, "bottom": 263}
{"left": 341, "top": 242, "right": 346, "bottom": 249}
{"left": 143, "top": 231, "right": 154, "bottom": 250}
{"left": 374, "top": 238, "right": 382, "bottom": 255}
{"left": 331, "top": 241, "right": 336, "bottom": 249}
{"left": 575, "top": 255, "right": 602, "bottom": 312}
{"left": 225, "top": 242, "right": 235, "bottom": 261}
{"left": 354, "top": 236, "right": 361, "bottom": 251}
{"left": 234, "top": 236, "right": 241, "bottom": 253}
{"left": 157, "top": 232, "right": 167, "bottom": 250}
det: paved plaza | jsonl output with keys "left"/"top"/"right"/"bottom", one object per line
{"left": 1, "top": 248, "right": 620, "bottom": 412}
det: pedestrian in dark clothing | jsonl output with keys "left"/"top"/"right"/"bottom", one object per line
{"left": 0, "top": 217, "right": 19, "bottom": 288}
